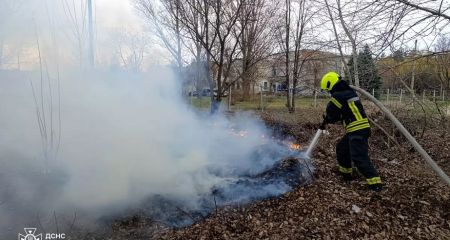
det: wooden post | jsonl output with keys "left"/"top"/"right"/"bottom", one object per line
{"left": 372, "top": 88, "right": 375, "bottom": 96}
{"left": 260, "top": 85, "right": 263, "bottom": 112}
{"left": 411, "top": 39, "right": 417, "bottom": 98}
{"left": 314, "top": 89, "right": 317, "bottom": 108}
{"left": 228, "top": 85, "right": 232, "bottom": 111}
{"left": 190, "top": 87, "right": 193, "bottom": 106}
{"left": 433, "top": 90, "right": 436, "bottom": 102}
{"left": 387, "top": 89, "right": 390, "bottom": 105}
{"left": 209, "top": 94, "right": 212, "bottom": 110}
{"left": 399, "top": 89, "right": 403, "bottom": 103}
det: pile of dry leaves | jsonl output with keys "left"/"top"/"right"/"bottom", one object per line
{"left": 108, "top": 107, "right": 449, "bottom": 240}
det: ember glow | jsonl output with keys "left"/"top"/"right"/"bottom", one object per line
{"left": 288, "top": 143, "right": 302, "bottom": 151}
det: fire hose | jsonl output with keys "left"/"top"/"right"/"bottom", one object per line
{"left": 306, "top": 86, "right": 450, "bottom": 187}
{"left": 305, "top": 128, "right": 327, "bottom": 158}
{"left": 349, "top": 85, "right": 450, "bottom": 187}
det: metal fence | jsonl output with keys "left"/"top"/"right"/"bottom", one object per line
{"left": 370, "top": 88, "right": 449, "bottom": 106}
{"left": 187, "top": 88, "right": 450, "bottom": 114}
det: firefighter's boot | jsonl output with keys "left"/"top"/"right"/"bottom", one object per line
{"left": 368, "top": 183, "right": 383, "bottom": 192}
{"left": 340, "top": 172, "right": 354, "bottom": 182}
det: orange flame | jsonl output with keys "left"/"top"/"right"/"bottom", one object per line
{"left": 288, "top": 142, "right": 301, "bottom": 150}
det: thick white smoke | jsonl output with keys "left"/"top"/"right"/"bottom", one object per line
{"left": 0, "top": 68, "right": 308, "bottom": 238}
{"left": 0, "top": 1, "right": 310, "bottom": 238}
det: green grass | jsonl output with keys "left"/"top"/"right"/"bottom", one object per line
{"left": 186, "top": 96, "right": 329, "bottom": 111}
{"left": 186, "top": 95, "right": 450, "bottom": 115}
{"left": 188, "top": 97, "right": 213, "bottom": 109}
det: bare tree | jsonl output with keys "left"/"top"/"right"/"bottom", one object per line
{"left": 136, "top": 0, "right": 185, "bottom": 74}
{"left": 30, "top": 26, "right": 62, "bottom": 172}
{"left": 135, "top": 0, "right": 449, "bottom": 114}
{"left": 62, "top": 0, "right": 88, "bottom": 68}
{"left": 367, "top": 0, "right": 450, "bottom": 95}
{"left": 435, "top": 35, "right": 450, "bottom": 90}
{"left": 237, "top": 0, "right": 276, "bottom": 101}
{"left": 178, "top": 0, "right": 216, "bottom": 110}
{"left": 290, "top": 0, "right": 317, "bottom": 111}
{"left": 179, "top": 0, "right": 247, "bottom": 113}
{"left": 321, "top": 0, "right": 408, "bottom": 86}
{"left": 283, "top": 0, "right": 292, "bottom": 110}
{"left": 336, "top": 0, "right": 360, "bottom": 86}
{"left": 323, "top": 0, "right": 350, "bottom": 79}
{"left": 276, "top": 0, "right": 317, "bottom": 112}
{"left": 184, "top": 0, "right": 207, "bottom": 97}
{"left": 394, "top": 0, "right": 450, "bottom": 21}
{"left": 112, "top": 29, "right": 150, "bottom": 72}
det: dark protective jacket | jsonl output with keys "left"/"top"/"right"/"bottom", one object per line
{"left": 324, "top": 80, "right": 370, "bottom": 133}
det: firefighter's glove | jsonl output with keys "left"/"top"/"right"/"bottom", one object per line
{"left": 319, "top": 122, "right": 326, "bottom": 130}
{"left": 319, "top": 117, "right": 327, "bottom": 130}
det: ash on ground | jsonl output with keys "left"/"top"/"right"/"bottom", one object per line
{"left": 110, "top": 154, "right": 312, "bottom": 230}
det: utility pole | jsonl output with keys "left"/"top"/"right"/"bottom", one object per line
{"left": 87, "top": 0, "right": 95, "bottom": 68}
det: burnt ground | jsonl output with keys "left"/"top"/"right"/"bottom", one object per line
{"left": 108, "top": 107, "right": 450, "bottom": 240}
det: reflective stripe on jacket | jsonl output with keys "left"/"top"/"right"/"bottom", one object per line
{"left": 324, "top": 81, "right": 370, "bottom": 133}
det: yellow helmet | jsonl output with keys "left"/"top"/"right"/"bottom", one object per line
{"left": 320, "top": 71, "right": 340, "bottom": 92}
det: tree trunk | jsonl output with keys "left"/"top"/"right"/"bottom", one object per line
{"left": 411, "top": 39, "right": 418, "bottom": 96}
{"left": 285, "top": 0, "right": 291, "bottom": 111}
{"left": 241, "top": 30, "right": 251, "bottom": 100}
{"left": 216, "top": 42, "right": 225, "bottom": 104}
{"left": 206, "top": 58, "right": 218, "bottom": 114}
{"left": 242, "top": 73, "right": 251, "bottom": 100}
{"left": 195, "top": 44, "right": 202, "bottom": 98}
{"left": 324, "top": 0, "right": 350, "bottom": 79}
{"left": 175, "top": 0, "right": 183, "bottom": 76}
{"left": 292, "top": 76, "right": 297, "bottom": 112}
{"left": 241, "top": 51, "right": 252, "bottom": 100}
{"left": 337, "top": 0, "right": 359, "bottom": 86}
{"left": 87, "top": 0, "right": 95, "bottom": 68}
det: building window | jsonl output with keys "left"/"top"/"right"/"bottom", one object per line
{"left": 263, "top": 81, "right": 268, "bottom": 89}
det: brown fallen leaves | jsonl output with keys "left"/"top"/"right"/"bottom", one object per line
{"left": 110, "top": 108, "right": 450, "bottom": 240}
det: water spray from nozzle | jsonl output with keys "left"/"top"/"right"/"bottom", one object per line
{"left": 305, "top": 127, "right": 329, "bottom": 158}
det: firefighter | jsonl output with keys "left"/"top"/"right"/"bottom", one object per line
{"left": 320, "top": 71, "right": 383, "bottom": 191}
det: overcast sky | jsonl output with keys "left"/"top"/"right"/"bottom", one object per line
{"left": 1, "top": 0, "right": 448, "bottom": 70}
{"left": 96, "top": 0, "right": 142, "bottom": 29}
{"left": 0, "top": 0, "right": 171, "bottom": 69}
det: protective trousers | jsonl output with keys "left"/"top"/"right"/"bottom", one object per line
{"left": 336, "top": 130, "right": 381, "bottom": 185}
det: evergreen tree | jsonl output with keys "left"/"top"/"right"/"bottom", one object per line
{"left": 392, "top": 48, "right": 406, "bottom": 62}
{"left": 348, "top": 44, "right": 382, "bottom": 98}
